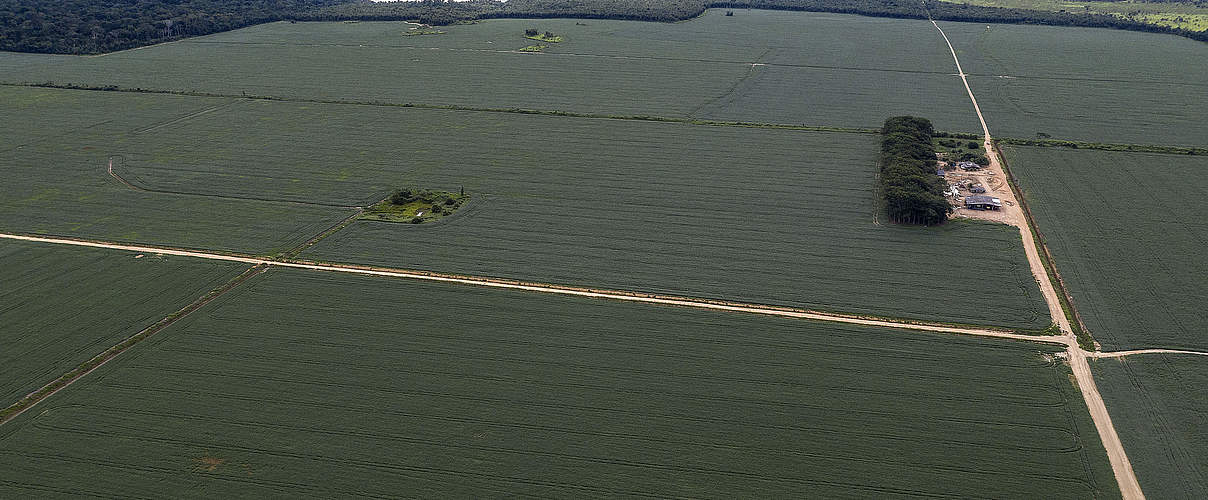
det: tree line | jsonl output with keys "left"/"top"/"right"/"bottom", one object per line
{"left": 879, "top": 116, "right": 950, "bottom": 226}
{"left": 2, "top": 0, "right": 1205, "bottom": 54}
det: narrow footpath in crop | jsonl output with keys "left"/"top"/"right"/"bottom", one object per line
{"left": 927, "top": 13, "right": 1145, "bottom": 499}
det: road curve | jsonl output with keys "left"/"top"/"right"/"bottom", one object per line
{"left": 929, "top": 18, "right": 1145, "bottom": 500}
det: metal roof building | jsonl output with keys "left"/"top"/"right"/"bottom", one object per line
{"left": 964, "top": 195, "right": 1002, "bottom": 210}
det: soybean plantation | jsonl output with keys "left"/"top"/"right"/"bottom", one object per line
{"left": 0, "top": 269, "right": 1118, "bottom": 498}
{"left": 1093, "top": 355, "right": 1208, "bottom": 498}
{"left": 0, "top": 87, "right": 357, "bottom": 254}
{"left": 9, "top": 90, "right": 1048, "bottom": 329}
{"left": 0, "top": 11, "right": 983, "bottom": 132}
{"left": 1003, "top": 146, "right": 1208, "bottom": 350}
{"left": 940, "top": 21, "right": 1208, "bottom": 147}
{"left": 0, "top": 239, "right": 244, "bottom": 408}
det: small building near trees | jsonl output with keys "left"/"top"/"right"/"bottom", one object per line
{"left": 964, "top": 195, "right": 1002, "bottom": 210}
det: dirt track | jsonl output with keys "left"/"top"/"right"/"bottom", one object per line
{"left": 0, "top": 231, "right": 1063, "bottom": 344}
{"left": 929, "top": 18, "right": 1145, "bottom": 500}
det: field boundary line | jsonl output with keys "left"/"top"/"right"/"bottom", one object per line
{"left": 926, "top": 13, "right": 1144, "bottom": 499}
{"left": 0, "top": 264, "right": 268, "bottom": 426}
{"left": 0, "top": 231, "right": 1064, "bottom": 345}
{"left": 7, "top": 82, "right": 1207, "bottom": 153}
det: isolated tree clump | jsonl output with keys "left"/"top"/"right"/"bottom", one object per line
{"left": 879, "top": 116, "right": 950, "bottom": 226}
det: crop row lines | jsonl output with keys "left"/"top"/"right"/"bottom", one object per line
{"left": 6, "top": 81, "right": 1206, "bottom": 154}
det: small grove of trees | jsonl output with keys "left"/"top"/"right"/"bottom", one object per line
{"left": 880, "top": 116, "right": 950, "bottom": 226}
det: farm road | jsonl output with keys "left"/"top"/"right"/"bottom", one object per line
{"left": 0, "top": 231, "right": 1063, "bottom": 344}
{"left": 4, "top": 231, "right": 1202, "bottom": 360}
{"left": 929, "top": 16, "right": 1146, "bottom": 499}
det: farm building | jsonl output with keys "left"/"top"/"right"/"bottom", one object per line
{"left": 964, "top": 195, "right": 1002, "bottom": 210}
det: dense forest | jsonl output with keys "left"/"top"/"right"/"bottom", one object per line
{"left": 0, "top": 0, "right": 345, "bottom": 53}
{"left": 2, "top": 0, "right": 1205, "bottom": 54}
{"left": 879, "top": 116, "right": 951, "bottom": 226}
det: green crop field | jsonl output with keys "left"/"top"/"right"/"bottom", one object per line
{"left": 15, "top": 92, "right": 1045, "bottom": 329}
{"left": 0, "top": 269, "right": 1118, "bottom": 498}
{"left": 149, "top": 100, "right": 1045, "bottom": 329}
{"left": 1093, "top": 354, "right": 1208, "bottom": 498}
{"left": 0, "top": 11, "right": 983, "bottom": 132}
{"left": 940, "top": 20, "right": 1208, "bottom": 147}
{"left": 1003, "top": 146, "right": 1208, "bottom": 350}
{"left": 0, "top": 86, "right": 357, "bottom": 254}
{"left": 0, "top": 238, "right": 245, "bottom": 408}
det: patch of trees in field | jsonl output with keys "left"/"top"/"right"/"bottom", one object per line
{"left": 3, "top": 0, "right": 1205, "bottom": 54}
{"left": 879, "top": 116, "right": 950, "bottom": 226}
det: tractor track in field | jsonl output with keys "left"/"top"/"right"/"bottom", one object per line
{"left": 106, "top": 156, "right": 362, "bottom": 210}
{"left": 927, "top": 13, "right": 1145, "bottom": 499}
{"left": 0, "top": 263, "right": 268, "bottom": 426}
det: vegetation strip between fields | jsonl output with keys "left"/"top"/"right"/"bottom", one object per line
{"left": 0, "top": 264, "right": 268, "bottom": 426}
{"left": 10, "top": 82, "right": 1201, "bottom": 155}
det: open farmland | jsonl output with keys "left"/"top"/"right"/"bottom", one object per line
{"left": 0, "top": 86, "right": 357, "bottom": 254}
{"left": 940, "top": 21, "right": 1208, "bottom": 147}
{"left": 0, "top": 11, "right": 982, "bottom": 132}
{"left": 1003, "top": 146, "right": 1208, "bottom": 350}
{"left": 1093, "top": 355, "right": 1208, "bottom": 498}
{"left": 34, "top": 93, "right": 1050, "bottom": 329}
{"left": 0, "top": 238, "right": 245, "bottom": 408}
{"left": 0, "top": 269, "right": 1118, "bottom": 498}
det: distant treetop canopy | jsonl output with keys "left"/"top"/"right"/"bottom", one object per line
{"left": 1, "top": 0, "right": 1203, "bottom": 54}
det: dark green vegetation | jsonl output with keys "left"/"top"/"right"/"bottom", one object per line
{"left": 935, "top": 137, "right": 989, "bottom": 165}
{"left": 1004, "top": 146, "right": 1208, "bottom": 351}
{"left": 0, "top": 269, "right": 1119, "bottom": 497}
{"left": 361, "top": 188, "right": 469, "bottom": 223}
{"left": 6, "top": 0, "right": 1206, "bottom": 55}
{"left": 879, "top": 116, "right": 950, "bottom": 225}
{"left": 0, "top": 0, "right": 345, "bottom": 54}
{"left": 0, "top": 86, "right": 357, "bottom": 254}
{"left": 523, "top": 28, "right": 562, "bottom": 42}
{"left": 1093, "top": 355, "right": 1208, "bottom": 498}
{"left": 0, "top": 238, "right": 244, "bottom": 409}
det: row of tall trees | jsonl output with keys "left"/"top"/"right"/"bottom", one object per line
{"left": 2, "top": 0, "right": 1204, "bottom": 54}
{"left": 879, "top": 116, "right": 951, "bottom": 226}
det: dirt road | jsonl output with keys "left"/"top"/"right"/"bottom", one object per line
{"left": 929, "top": 17, "right": 1145, "bottom": 499}
{"left": 0, "top": 231, "right": 1063, "bottom": 344}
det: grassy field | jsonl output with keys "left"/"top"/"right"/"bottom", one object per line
{"left": 1003, "top": 145, "right": 1208, "bottom": 350}
{"left": 940, "top": 0, "right": 1208, "bottom": 32}
{"left": 0, "top": 269, "right": 1118, "bottom": 498}
{"left": 0, "top": 11, "right": 982, "bottom": 132}
{"left": 0, "top": 86, "right": 357, "bottom": 254}
{"left": 939, "top": 20, "right": 1208, "bottom": 147}
{"left": 0, "top": 238, "right": 245, "bottom": 408}
{"left": 1092, "top": 354, "right": 1208, "bottom": 498}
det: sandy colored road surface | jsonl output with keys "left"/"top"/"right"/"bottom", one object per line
{"left": 1090, "top": 349, "right": 1208, "bottom": 359}
{"left": 0, "top": 231, "right": 1061, "bottom": 344}
{"left": 929, "top": 17, "right": 1145, "bottom": 499}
